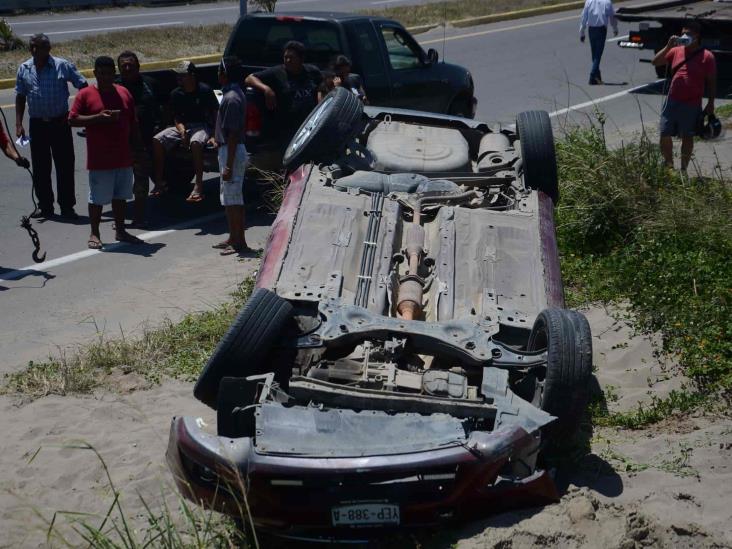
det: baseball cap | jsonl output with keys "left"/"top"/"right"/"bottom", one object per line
{"left": 173, "top": 60, "right": 196, "bottom": 75}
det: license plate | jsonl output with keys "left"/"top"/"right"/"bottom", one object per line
{"left": 331, "top": 503, "right": 400, "bottom": 527}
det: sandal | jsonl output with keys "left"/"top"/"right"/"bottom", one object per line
{"left": 219, "top": 244, "right": 242, "bottom": 256}
{"left": 212, "top": 240, "right": 231, "bottom": 249}
{"left": 88, "top": 236, "right": 103, "bottom": 250}
{"left": 149, "top": 183, "right": 168, "bottom": 197}
{"left": 186, "top": 192, "right": 205, "bottom": 203}
{"left": 116, "top": 231, "right": 144, "bottom": 244}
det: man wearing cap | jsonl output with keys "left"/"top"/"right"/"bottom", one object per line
{"left": 15, "top": 33, "right": 87, "bottom": 219}
{"left": 150, "top": 60, "right": 218, "bottom": 203}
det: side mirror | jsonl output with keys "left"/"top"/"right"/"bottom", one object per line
{"left": 426, "top": 48, "right": 439, "bottom": 65}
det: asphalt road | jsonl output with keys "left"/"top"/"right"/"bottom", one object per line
{"left": 4, "top": 0, "right": 445, "bottom": 41}
{"left": 1, "top": 5, "right": 729, "bottom": 372}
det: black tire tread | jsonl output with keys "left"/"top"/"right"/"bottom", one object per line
{"left": 283, "top": 87, "right": 363, "bottom": 169}
{"left": 193, "top": 288, "right": 293, "bottom": 409}
{"left": 516, "top": 110, "right": 559, "bottom": 204}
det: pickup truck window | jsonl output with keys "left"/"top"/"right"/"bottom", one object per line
{"left": 229, "top": 19, "right": 344, "bottom": 67}
{"left": 381, "top": 27, "right": 422, "bottom": 70}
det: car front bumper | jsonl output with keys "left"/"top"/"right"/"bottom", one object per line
{"left": 167, "top": 415, "right": 559, "bottom": 539}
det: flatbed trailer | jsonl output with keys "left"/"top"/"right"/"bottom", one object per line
{"left": 616, "top": 0, "right": 732, "bottom": 79}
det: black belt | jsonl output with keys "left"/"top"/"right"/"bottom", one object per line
{"left": 30, "top": 114, "right": 68, "bottom": 123}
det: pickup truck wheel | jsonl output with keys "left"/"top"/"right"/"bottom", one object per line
{"left": 527, "top": 308, "right": 593, "bottom": 445}
{"left": 448, "top": 96, "right": 472, "bottom": 118}
{"left": 516, "top": 110, "right": 559, "bottom": 204}
{"left": 282, "top": 86, "right": 363, "bottom": 169}
{"left": 193, "top": 288, "right": 293, "bottom": 410}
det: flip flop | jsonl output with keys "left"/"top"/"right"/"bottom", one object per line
{"left": 186, "top": 192, "right": 205, "bottom": 203}
{"left": 88, "top": 237, "right": 103, "bottom": 250}
{"left": 116, "top": 231, "right": 144, "bottom": 244}
{"left": 212, "top": 241, "right": 231, "bottom": 249}
{"left": 219, "top": 245, "right": 242, "bottom": 256}
{"left": 149, "top": 184, "right": 168, "bottom": 197}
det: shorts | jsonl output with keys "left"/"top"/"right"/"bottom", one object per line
{"left": 218, "top": 144, "right": 248, "bottom": 206}
{"left": 660, "top": 99, "right": 701, "bottom": 138}
{"left": 132, "top": 143, "right": 152, "bottom": 198}
{"left": 154, "top": 123, "right": 210, "bottom": 151}
{"left": 88, "top": 167, "right": 134, "bottom": 205}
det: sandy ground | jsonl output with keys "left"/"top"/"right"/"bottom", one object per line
{"left": 1, "top": 136, "right": 730, "bottom": 547}
{"left": 1, "top": 304, "right": 730, "bottom": 548}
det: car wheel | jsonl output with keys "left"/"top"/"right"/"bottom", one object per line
{"left": 527, "top": 308, "right": 593, "bottom": 444}
{"left": 193, "top": 288, "right": 293, "bottom": 410}
{"left": 516, "top": 110, "right": 559, "bottom": 204}
{"left": 448, "top": 96, "right": 472, "bottom": 118}
{"left": 282, "top": 86, "right": 364, "bottom": 169}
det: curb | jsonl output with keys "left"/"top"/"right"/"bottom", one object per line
{"left": 0, "top": 0, "right": 608, "bottom": 91}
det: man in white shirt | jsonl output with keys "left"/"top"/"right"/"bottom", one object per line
{"left": 579, "top": 0, "right": 619, "bottom": 84}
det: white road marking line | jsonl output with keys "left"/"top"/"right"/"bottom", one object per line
{"left": 0, "top": 212, "right": 224, "bottom": 282}
{"left": 607, "top": 34, "right": 629, "bottom": 42}
{"left": 371, "top": 0, "right": 405, "bottom": 5}
{"left": 27, "top": 21, "right": 185, "bottom": 36}
{"left": 10, "top": 5, "right": 236, "bottom": 25}
{"left": 421, "top": 14, "right": 578, "bottom": 45}
{"left": 548, "top": 79, "right": 663, "bottom": 117}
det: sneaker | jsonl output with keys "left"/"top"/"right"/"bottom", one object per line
{"left": 60, "top": 208, "right": 79, "bottom": 220}
{"left": 30, "top": 208, "right": 54, "bottom": 219}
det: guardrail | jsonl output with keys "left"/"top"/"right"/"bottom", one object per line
{"left": 0, "top": 0, "right": 187, "bottom": 13}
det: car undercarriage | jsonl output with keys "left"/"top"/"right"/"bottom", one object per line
{"left": 167, "top": 88, "right": 592, "bottom": 541}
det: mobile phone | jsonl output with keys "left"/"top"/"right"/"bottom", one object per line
{"left": 676, "top": 35, "right": 692, "bottom": 46}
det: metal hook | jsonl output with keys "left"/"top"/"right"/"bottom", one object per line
{"left": 21, "top": 216, "right": 46, "bottom": 264}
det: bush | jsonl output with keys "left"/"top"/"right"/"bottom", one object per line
{"left": 0, "top": 18, "right": 24, "bottom": 51}
{"left": 556, "top": 121, "right": 732, "bottom": 393}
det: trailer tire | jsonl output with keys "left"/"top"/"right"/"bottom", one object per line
{"left": 282, "top": 86, "right": 364, "bottom": 169}
{"left": 516, "top": 110, "right": 559, "bottom": 204}
{"left": 193, "top": 288, "right": 293, "bottom": 410}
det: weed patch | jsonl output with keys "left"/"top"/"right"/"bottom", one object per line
{"left": 2, "top": 279, "right": 254, "bottom": 399}
{"left": 557, "top": 121, "right": 732, "bottom": 405}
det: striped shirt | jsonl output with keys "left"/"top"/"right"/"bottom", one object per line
{"left": 15, "top": 56, "right": 87, "bottom": 119}
{"left": 579, "top": 0, "right": 618, "bottom": 34}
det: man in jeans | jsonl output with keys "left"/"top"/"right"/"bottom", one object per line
{"left": 579, "top": 0, "right": 618, "bottom": 85}
{"left": 15, "top": 33, "right": 87, "bottom": 219}
{"left": 69, "top": 56, "right": 142, "bottom": 250}
{"left": 151, "top": 60, "right": 218, "bottom": 202}
{"left": 212, "top": 57, "right": 252, "bottom": 256}
{"left": 652, "top": 22, "right": 716, "bottom": 173}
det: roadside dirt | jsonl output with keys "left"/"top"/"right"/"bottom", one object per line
{"left": 1, "top": 306, "right": 730, "bottom": 548}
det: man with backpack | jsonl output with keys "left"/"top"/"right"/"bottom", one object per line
{"left": 652, "top": 22, "right": 716, "bottom": 173}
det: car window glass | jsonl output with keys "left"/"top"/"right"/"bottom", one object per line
{"left": 230, "top": 19, "right": 344, "bottom": 67}
{"left": 345, "top": 22, "right": 385, "bottom": 80}
{"left": 381, "top": 27, "right": 422, "bottom": 70}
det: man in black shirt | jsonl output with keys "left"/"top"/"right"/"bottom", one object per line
{"left": 245, "top": 41, "right": 322, "bottom": 146}
{"left": 116, "top": 50, "right": 161, "bottom": 227}
{"left": 151, "top": 60, "right": 218, "bottom": 203}
{"left": 333, "top": 55, "right": 368, "bottom": 104}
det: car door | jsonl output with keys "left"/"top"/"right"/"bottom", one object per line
{"left": 343, "top": 21, "right": 392, "bottom": 106}
{"left": 377, "top": 23, "right": 443, "bottom": 112}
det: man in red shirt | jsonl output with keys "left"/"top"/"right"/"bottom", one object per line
{"left": 652, "top": 22, "right": 716, "bottom": 172}
{"left": 69, "top": 56, "right": 143, "bottom": 249}
{"left": 0, "top": 122, "right": 30, "bottom": 168}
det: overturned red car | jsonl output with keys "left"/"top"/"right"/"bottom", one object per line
{"left": 167, "top": 88, "right": 592, "bottom": 542}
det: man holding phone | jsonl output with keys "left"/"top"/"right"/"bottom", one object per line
{"left": 652, "top": 22, "right": 716, "bottom": 172}
{"left": 69, "top": 56, "right": 142, "bottom": 249}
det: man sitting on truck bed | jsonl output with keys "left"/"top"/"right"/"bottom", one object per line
{"left": 150, "top": 60, "right": 218, "bottom": 202}
{"left": 652, "top": 21, "right": 716, "bottom": 173}
{"left": 244, "top": 41, "right": 322, "bottom": 150}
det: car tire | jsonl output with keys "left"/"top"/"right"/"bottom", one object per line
{"left": 527, "top": 308, "right": 593, "bottom": 443}
{"left": 448, "top": 95, "right": 472, "bottom": 118}
{"left": 516, "top": 110, "right": 559, "bottom": 204}
{"left": 282, "top": 86, "right": 364, "bottom": 169}
{"left": 193, "top": 288, "right": 293, "bottom": 410}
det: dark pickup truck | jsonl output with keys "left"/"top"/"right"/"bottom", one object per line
{"left": 143, "top": 12, "right": 477, "bottom": 181}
